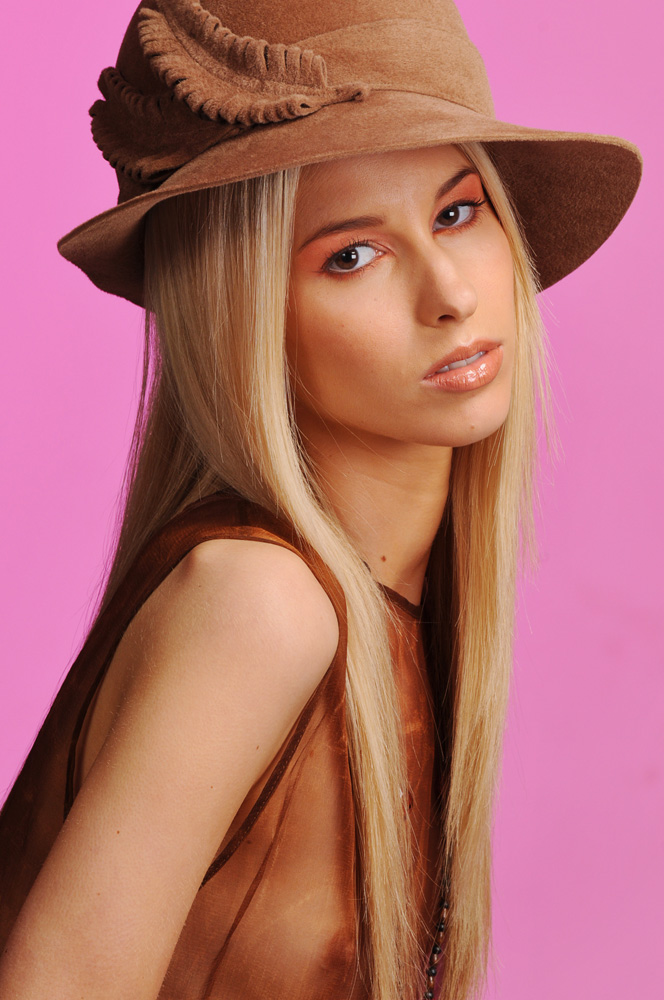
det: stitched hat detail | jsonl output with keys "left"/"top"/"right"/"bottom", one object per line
{"left": 90, "top": 0, "right": 371, "bottom": 189}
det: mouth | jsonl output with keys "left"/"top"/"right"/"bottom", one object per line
{"left": 433, "top": 349, "right": 486, "bottom": 374}
{"left": 423, "top": 340, "right": 501, "bottom": 380}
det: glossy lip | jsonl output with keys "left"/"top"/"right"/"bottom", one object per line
{"left": 422, "top": 343, "right": 504, "bottom": 393}
{"left": 422, "top": 340, "right": 501, "bottom": 380}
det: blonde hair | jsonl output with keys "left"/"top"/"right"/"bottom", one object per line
{"left": 90, "top": 141, "right": 552, "bottom": 1000}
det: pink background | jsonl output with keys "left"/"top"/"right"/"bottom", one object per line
{"left": 1, "top": 2, "right": 661, "bottom": 996}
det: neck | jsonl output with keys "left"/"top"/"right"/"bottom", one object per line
{"left": 298, "top": 415, "right": 452, "bottom": 607}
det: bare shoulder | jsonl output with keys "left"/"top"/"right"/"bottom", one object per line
{"left": 80, "top": 535, "right": 340, "bottom": 784}
{"left": 184, "top": 534, "right": 338, "bottom": 620}
{"left": 102, "top": 533, "right": 340, "bottom": 874}
{"left": 170, "top": 535, "right": 341, "bottom": 681}
{"left": 112, "top": 534, "right": 341, "bottom": 757}
{"left": 0, "top": 538, "right": 341, "bottom": 997}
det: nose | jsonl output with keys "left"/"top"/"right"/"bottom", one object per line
{"left": 413, "top": 243, "right": 478, "bottom": 326}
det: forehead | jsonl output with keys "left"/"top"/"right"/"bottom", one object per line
{"left": 295, "top": 144, "right": 473, "bottom": 210}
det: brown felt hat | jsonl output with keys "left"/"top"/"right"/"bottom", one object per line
{"left": 57, "top": 0, "right": 643, "bottom": 307}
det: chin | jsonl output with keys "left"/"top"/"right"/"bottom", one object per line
{"left": 426, "top": 406, "right": 512, "bottom": 448}
{"left": 452, "top": 424, "right": 506, "bottom": 447}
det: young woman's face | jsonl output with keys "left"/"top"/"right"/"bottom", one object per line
{"left": 286, "top": 144, "right": 516, "bottom": 451}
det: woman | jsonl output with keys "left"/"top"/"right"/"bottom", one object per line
{"left": 0, "top": 2, "right": 643, "bottom": 999}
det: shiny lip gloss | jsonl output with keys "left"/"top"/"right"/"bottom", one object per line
{"left": 421, "top": 341, "right": 503, "bottom": 393}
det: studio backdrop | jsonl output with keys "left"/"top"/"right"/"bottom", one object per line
{"left": 0, "top": 2, "right": 661, "bottom": 998}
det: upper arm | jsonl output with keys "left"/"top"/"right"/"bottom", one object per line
{"left": 0, "top": 539, "right": 339, "bottom": 1000}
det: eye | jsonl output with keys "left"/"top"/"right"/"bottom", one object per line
{"left": 325, "top": 242, "right": 378, "bottom": 274}
{"left": 434, "top": 199, "right": 484, "bottom": 230}
{"left": 322, "top": 197, "right": 487, "bottom": 276}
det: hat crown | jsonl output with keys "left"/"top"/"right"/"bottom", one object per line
{"left": 94, "top": 0, "right": 493, "bottom": 200}
{"left": 119, "top": 0, "right": 473, "bottom": 54}
{"left": 115, "top": 0, "right": 490, "bottom": 105}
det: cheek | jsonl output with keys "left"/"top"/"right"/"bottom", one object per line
{"left": 286, "top": 281, "right": 385, "bottom": 398}
{"left": 492, "top": 230, "right": 516, "bottom": 312}
{"left": 477, "top": 228, "right": 517, "bottom": 339}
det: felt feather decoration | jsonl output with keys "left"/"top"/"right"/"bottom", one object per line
{"left": 90, "top": 0, "right": 371, "bottom": 186}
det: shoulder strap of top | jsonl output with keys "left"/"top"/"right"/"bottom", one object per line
{"left": 0, "top": 491, "right": 347, "bottom": 942}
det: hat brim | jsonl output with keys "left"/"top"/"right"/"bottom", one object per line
{"left": 57, "top": 89, "right": 642, "bottom": 307}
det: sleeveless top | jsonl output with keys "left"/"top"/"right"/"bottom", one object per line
{"left": 0, "top": 491, "right": 442, "bottom": 998}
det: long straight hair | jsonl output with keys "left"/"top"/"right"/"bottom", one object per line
{"left": 87, "top": 141, "right": 552, "bottom": 1000}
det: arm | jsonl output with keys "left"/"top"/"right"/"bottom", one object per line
{"left": 0, "top": 538, "right": 339, "bottom": 999}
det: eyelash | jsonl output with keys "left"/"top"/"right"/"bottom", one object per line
{"left": 321, "top": 197, "right": 488, "bottom": 277}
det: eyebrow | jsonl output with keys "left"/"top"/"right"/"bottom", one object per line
{"left": 296, "top": 166, "right": 480, "bottom": 253}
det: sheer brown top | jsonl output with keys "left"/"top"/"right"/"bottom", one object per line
{"left": 0, "top": 491, "right": 441, "bottom": 998}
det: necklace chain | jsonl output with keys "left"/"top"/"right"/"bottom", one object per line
{"left": 421, "top": 872, "right": 450, "bottom": 1000}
